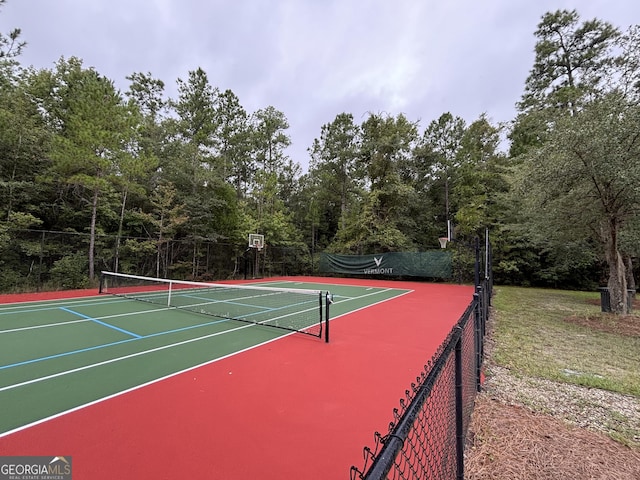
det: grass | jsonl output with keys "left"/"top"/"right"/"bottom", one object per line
{"left": 464, "top": 285, "right": 640, "bottom": 477}
{"left": 491, "top": 286, "right": 640, "bottom": 397}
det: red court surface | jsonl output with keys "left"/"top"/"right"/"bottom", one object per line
{"left": 0, "top": 277, "right": 474, "bottom": 479}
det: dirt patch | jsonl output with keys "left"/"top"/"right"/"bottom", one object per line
{"left": 465, "top": 301, "right": 640, "bottom": 479}
{"left": 564, "top": 312, "right": 640, "bottom": 337}
{"left": 465, "top": 396, "right": 640, "bottom": 480}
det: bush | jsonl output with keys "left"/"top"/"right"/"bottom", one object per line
{"left": 50, "top": 253, "right": 90, "bottom": 289}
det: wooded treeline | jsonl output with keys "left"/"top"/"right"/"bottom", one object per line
{"left": 2, "top": 6, "right": 640, "bottom": 311}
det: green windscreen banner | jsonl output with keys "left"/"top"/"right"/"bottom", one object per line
{"left": 319, "top": 251, "right": 452, "bottom": 278}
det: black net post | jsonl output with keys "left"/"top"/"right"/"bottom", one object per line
{"left": 98, "top": 272, "right": 105, "bottom": 294}
{"left": 325, "top": 292, "right": 332, "bottom": 343}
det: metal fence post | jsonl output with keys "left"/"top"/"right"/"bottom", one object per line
{"left": 455, "top": 326, "right": 465, "bottom": 480}
{"left": 473, "top": 292, "right": 482, "bottom": 392}
{"left": 474, "top": 236, "right": 480, "bottom": 287}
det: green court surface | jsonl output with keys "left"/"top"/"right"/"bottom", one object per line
{"left": 0, "top": 280, "right": 410, "bottom": 436}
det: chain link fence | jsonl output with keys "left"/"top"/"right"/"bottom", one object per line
{"left": 350, "top": 239, "right": 492, "bottom": 480}
{"left": 3, "top": 228, "right": 493, "bottom": 479}
{"left": 0, "top": 229, "right": 313, "bottom": 293}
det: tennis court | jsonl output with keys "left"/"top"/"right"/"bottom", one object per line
{"left": 0, "top": 275, "right": 473, "bottom": 479}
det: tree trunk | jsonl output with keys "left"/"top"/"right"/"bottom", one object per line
{"left": 88, "top": 187, "right": 99, "bottom": 281}
{"left": 114, "top": 189, "right": 128, "bottom": 274}
{"left": 156, "top": 210, "right": 165, "bottom": 279}
{"left": 604, "top": 218, "right": 628, "bottom": 314}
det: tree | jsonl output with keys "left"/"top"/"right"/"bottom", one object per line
{"left": 511, "top": 10, "right": 620, "bottom": 158}
{"left": 0, "top": 68, "right": 51, "bottom": 222}
{"left": 166, "top": 67, "right": 219, "bottom": 196}
{"left": 519, "top": 9, "right": 620, "bottom": 115}
{"left": 610, "top": 25, "right": 640, "bottom": 103}
{"left": 148, "top": 182, "right": 187, "bottom": 278}
{"left": 330, "top": 113, "right": 417, "bottom": 254}
{"left": 215, "top": 89, "right": 253, "bottom": 199}
{"left": 240, "top": 106, "right": 303, "bottom": 273}
{"left": 125, "top": 71, "right": 167, "bottom": 163}
{"left": 422, "top": 112, "right": 466, "bottom": 237}
{"left": 37, "top": 57, "right": 134, "bottom": 280}
{"left": 520, "top": 93, "right": 640, "bottom": 313}
{"left": 250, "top": 106, "right": 292, "bottom": 225}
{"left": 454, "top": 114, "right": 509, "bottom": 238}
{"left": 126, "top": 72, "right": 166, "bottom": 120}
{"left": 308, "top": 112, "right": 362, "bottom": 234}
{"left": 507, "top": 10, "right": 640, "bottom": 290}
{"left": 0, "top": 0, "right": 25, "bottom": 59}
{"left": 165, "top": 68, "right": 233, "bottom": 275}
{"left": 111, "top": 137, "right": 158, "bottom": 274}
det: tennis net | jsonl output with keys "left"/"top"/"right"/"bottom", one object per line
{"left": 99, "top": 271, "right": 328, "bottom": 341}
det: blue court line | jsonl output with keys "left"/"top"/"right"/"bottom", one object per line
{"left": 0, "top": 316, "right": 233, "bottom": 371}
{"left": 60, "top": 307, "right": 142, "bottom": 338}
{"left": 0, "top": 297, "right": 136, "bottom": 316}
{"left": 1, "top": 296, "right": 322, "bottom": 372}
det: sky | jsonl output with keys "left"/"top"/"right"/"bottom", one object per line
{"left": 1, "top": 0, "right": 639, "bottom": 171}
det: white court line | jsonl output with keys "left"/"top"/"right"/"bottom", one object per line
{"left": 0, "top": 295, "right": 323, "bottom": 381}
{"left": 0, "top": 321, "right": 259, "bottom": 394}
{"left": 0, "top": 295, "right": 125, "bottom": 311}
{"left": 328, "top": 288, "right": 415, "bottom": 319}
{"left": 0, "top": 307, "right": 169, "bottom": 334}
{"left": 333, "top": 287, "right": 412, "bottom": 301}
{"left": 0, "top": 285, "right": 411, "bottom": 438}
{"left": 0, "top": 329, "right": 291, "bottom": 438}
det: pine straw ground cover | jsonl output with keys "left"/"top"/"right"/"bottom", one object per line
{"left": 464, "top": 287, "right": 640, "bottom": 480}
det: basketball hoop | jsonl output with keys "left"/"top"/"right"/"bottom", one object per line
{"left": 248, "top": 233, "right": 265, "bottom": 251}
{"left": 438, "top": 237, "right": 449, "bottom": 249}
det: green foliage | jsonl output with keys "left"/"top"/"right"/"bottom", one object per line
{"left": 3, "top": 7, "right": 640, "bottom": 293}
{"left": 0, "top": 66, "right": 52, "bottom": 221}
{"left": 615, "top": 25, "right": 640, "bottom": 103}
{"left": 453, "top": 115, "right": 509, "bottom": 237}
{"left": 308, "top": 112, "right": 362, "bottom": 239}
{"left": 0, "top": 0, "right": 25, "bottom": 59}
{"left": 521, "top": 94, "right": 640, "bottom": 241}
{"left": 117, "top": 238, "right": 157, "bottom": 274}
{"left": 215, "top": 89, "right": 253, "bottom": 196}
{"left": 516, "top": 93, "right": 640, "bottom": 298}
{"left": 329, "top": 188, "right": 415, "bottom": 254}
{"left": 50, "top": 252, "right": 90, "bottom": 289}
{"left": 511, "top": 9, "right": 622, "bottom": 163}
{"left": 325, "top": 112, "right": 418, "bottom": 253}
{"left": 519, "top": 9, "right": 620, "bottom": 114}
